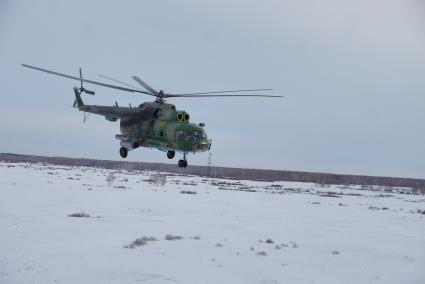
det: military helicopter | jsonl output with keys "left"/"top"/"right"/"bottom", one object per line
{"left": 22, "top": 64, "right": 281, "bottom": 167}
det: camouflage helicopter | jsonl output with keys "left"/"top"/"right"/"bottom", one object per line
{"left": 22, "top": 64, "right": 281, "bottom": 167}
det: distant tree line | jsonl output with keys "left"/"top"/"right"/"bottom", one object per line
{"left": 1, "top": 153, "right": 424, "bottom": 191}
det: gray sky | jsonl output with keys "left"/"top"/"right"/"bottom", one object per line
{"left": 1, "top": 0, "right": 424, "bottom": 178}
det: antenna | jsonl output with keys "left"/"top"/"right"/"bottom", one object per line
{"left": 83, "top": 112, "right": 90, "bottom": 123}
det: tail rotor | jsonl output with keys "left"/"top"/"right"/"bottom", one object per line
{"left": 73, "top": 67, "right": 95, "bottom": 107}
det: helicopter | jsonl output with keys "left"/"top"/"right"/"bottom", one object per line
{"left": 22, "top": 64, "right": 282, "bottom": 167}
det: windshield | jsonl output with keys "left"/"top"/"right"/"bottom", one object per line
{"left": 177, "top": 130, "right": 206, "bottom": 143}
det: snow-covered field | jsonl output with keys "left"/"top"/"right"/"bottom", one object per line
{"left": 1, "top": 162, "right": 424, "bottom": 284}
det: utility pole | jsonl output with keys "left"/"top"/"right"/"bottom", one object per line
{"left": 207, "top": 151, "right": 212, "bottom": 176}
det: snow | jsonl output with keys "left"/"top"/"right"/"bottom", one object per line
{"left": 1, "top": 162, "right": 424, "bottom": 284}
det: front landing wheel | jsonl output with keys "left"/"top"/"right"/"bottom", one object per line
{"left": 178, "top": 159, "right": 188, "bottom": 168}
{"left": 119, "top": 147, "right": 128, "bottom": 158}
{"left": 167, "top": 150, "right": 175, "bottom": 159}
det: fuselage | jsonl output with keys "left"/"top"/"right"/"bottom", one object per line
{"left": 118, "top": 101, "right": 211, "bottom": 153}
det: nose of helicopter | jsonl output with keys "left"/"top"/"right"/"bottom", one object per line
{"left": 196, "top": 139, "right": 211, "bottom": 152}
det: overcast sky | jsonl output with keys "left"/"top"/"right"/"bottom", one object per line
{"left": 1, "top": 0, "right": 424, "bottom": 178}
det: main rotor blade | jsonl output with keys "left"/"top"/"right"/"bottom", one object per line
{"left": 131, "top": 76, "right": 158, "bottom": 94}
{"left": 166, "top": 88, "right": 281, "bottom": 98}
{"left": 79, "top": 67, "right": 83, "bottom": 89}
{"left": 22, "top": 64, "right": 154, "bottom": 96}
{"left": 99, "top": 74, "right": 143, "bottom": 91}
{"left": 166, "top": 94, "right": 282, "bottom": 98}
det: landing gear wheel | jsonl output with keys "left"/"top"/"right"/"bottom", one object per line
{"left": 167, "top": 151, "right": 175, "bottom": 159}
{"left": 119, "top": 147, "right": 128, "bottom": 158}
{"left": 178, "top": 159, "right": 188, "bottom": 168}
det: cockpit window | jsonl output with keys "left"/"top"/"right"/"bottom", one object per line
{"left": 176, "top": 130, "right": 206, "bottom": 142}
{"left": 176, "top": 131, "right": 184, "bottom": 142}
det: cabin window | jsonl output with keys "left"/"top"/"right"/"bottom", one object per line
{"left": 154, "top": 109, "right": 162, "bottom": 118}
{"left": 160, "top": 130, "right": 164, "bottom": 137}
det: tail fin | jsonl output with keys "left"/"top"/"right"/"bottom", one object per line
{"left": 73, "top": 87, "right": 84, "bottom": 107}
